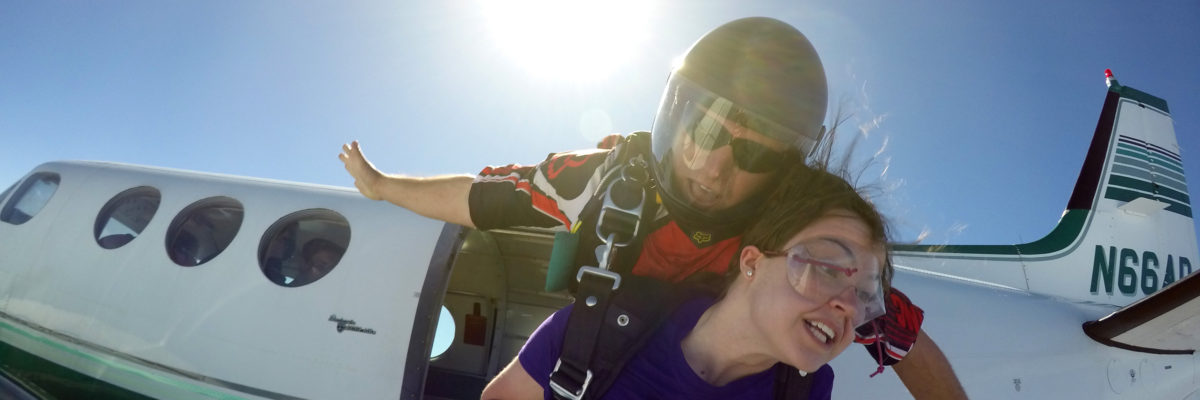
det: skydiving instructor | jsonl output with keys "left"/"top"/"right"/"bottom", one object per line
{"left": 340, "top": 17, "right": 966, "bottom": 399}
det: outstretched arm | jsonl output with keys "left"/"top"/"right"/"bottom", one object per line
{"left": 893, "top": 330, "right": 967, "bottom": 400}
{"left": 339, "top": 141, "right": 476, "bottom": 228}
{"left": 481, "top": 358, "right": 544, "bottom": 400}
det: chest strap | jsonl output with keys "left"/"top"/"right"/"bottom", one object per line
{"left": 549, "top": 149, "right": 656, "bottom": 399}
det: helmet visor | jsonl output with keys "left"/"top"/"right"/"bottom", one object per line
{"left": 651, "top": 74, "right": 802, "bottom": 170}
{"left": 650, "top": 74, "right": 802, "bottom": 218}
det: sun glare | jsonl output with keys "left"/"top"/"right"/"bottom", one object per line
{"left": 480, "top": 0, "right": 650, "bottom": 81}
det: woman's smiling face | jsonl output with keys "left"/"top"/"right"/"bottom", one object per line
{"left": 743, "top": 209, "right": 885, "bottom": 373}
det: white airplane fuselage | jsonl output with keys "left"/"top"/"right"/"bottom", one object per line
{"left": 832, "top": 267, "right": 1197, "bottom": 398}
{"left": 0, "top": 81, "right": 1196, "bottom": 399}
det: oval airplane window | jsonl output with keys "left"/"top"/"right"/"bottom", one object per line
{"left": 431, "top": 306, "right": 454, "bottom": 359}
{"left": 0, "top": 181, "right": 16, "bottom": 205}
{"left": 258, "top": 209, "right": 350, "bottom": 287}
{"left": 95, "top": 186, "right": 162, "bottom": 249}
{"left": 0, "top": 172, "right": 61, "bottom": 225}
{"left": 165, "top": 197, "right": 244, "bottom": 267}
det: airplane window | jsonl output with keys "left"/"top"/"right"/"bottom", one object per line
{"left": 0, "top": 172, "right": 61, "bottom": 225}
{"left": 165, "top": 197, "right": 244, "bottom": 267}
{"left": 0, "top": 181, "right": 16, "bottom": 204}
{"left": 258, "top": 209, "right": 350, "bottom": 287}
{"left": 431, "top": 306, "right": 454, "bottom": 359}
{"left": 95, "top": 186, "right": 161, "bottom": 249}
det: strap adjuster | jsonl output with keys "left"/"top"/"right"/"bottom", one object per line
{"left": 576, "top": 266, "right": 621, "bottom": 291}
{"left": 550, "top": 359, "right": 593, "bottom": 400}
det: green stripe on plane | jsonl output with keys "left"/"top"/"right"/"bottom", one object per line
{"left": 1157, "top": 184, "right": 1192, "bottom": 205}
{"left": 1115, "top": 148, "right": 1150, "bottom": 164}
{"left": 1114, "top": 85, "right": 1170, "bottom": 113}
{"left": 1153, "top": 168, "right": 1188, "bottom": 189}
{"left": 1108, "top": 175, "right": 1191, "bottom": 205}
{"left": 1116, "top": 143, "right": 1184, "bottom": 171}
{"left": 1105, "top": 186, "right": 1193, "bottom": 217}
{"left": 0, "top": 318, "right": 248, "bottom": 400}
{"left": 1167, "top": 202, "right": 1194, "bottom": 218}
{"left": 1108, "top": 175, "right": 1156, "bottom": 193}
{"left": 1110, "top": 165, "right": 1152, "bottom": 182}
{"left": 894, "top": 209, "right": 1087, "bottom": 258}
{"left": 1149, "top": 155, "right": 1186, "bottom": 175}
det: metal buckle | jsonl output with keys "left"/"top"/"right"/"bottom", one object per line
{"left": 595, "top": 207, "right": 640, "bottom": 248}
{"left": 595, "top": 161, "right": 647, "bottom": 248}
{"left": 594, "top": 233, "right": 617, "bottom": 271}
{"left": 550, "top": 359, "right": 593, "bottom": 400}
{"left": 576, "top": 266, "right": 621, "bottom": 291}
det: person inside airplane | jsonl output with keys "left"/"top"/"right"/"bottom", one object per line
{"left": 261, "top": 222, "right": 298, "bottom": 285}
{"left": 299, "top": 238, "right": 343, "bottom": 285}
{"left": 340, "top": 17, "right": 964, "bottom": 398}
{"left": 167, "top": 199, "right": 244, "bottom": 267}
{"left": 168, "top": 230, "right": 201, "bottom": 266}
{"left": 481, "top": 163, "right": 890, "bottom": 399}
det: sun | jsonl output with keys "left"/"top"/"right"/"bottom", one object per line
{"left": 480, "top": 0, "right": 651, "bottom": 81}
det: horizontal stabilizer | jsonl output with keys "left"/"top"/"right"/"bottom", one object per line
{"left": 1083, "top": 269, "right": 1200, "bottom": 354}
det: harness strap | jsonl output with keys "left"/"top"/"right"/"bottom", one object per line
{"left": 549, "top": 267, "right": 621, "bottom": 400}
{"left": 773, "top": 364, "right": 815, "bottom": 399}
{"left": 551, "top": 275, "right": 692, "bottom": 399}
{"left": 550, "top": 132, "right": 660, "bottom": 400}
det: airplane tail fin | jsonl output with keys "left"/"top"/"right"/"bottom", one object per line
{"left": 894, "top": 72, "right": 1198, "bottom": 308}
{"left": 1068, "top": 75, "right": 1191, "bottom": 221}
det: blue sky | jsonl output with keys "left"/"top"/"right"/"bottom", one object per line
{"left": 2, "top": 1, "right": 1198, "bottom": 246}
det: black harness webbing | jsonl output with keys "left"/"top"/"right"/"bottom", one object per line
{"left": 564, "top": 132, "right": 656, "bottom": 293}
{"left": 773, "top": 364, "right": 815, "bottom": 399}
{"left": 548, "top": 266, "right": 621, "bottom": 399}
{"left": 550, "top": 133, "right": 656, "bottom": 400}
{"left": 550, "top": 274, "right": 671, "bottom": 399}
{"left": 547, "top": 132, "right": 814, "bottom": 399}
{"left": 552, "top": 274, "right": 816, "bottom": 399}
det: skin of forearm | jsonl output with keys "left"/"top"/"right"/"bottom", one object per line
{"left": 892, "top": 330, "right": 968, "bottom": 400}
{"left": 375, "top": 174, "right": 476, "bottom": 228}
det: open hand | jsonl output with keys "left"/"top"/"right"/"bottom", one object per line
{"left": 339, "top": 141, "right": 384, "bottom": 200}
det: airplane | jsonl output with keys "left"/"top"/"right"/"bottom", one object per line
{"left": 0, "top": 73, "right": 1194, "bottom": 399}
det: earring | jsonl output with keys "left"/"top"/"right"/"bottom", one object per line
{"left": 746, "top": 269, "right": 754, "bottom": 277}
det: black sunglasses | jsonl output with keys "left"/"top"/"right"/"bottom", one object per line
{"left": 686, "top": 113, "right": 791, "bottom": 173}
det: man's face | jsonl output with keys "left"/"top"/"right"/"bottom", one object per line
{"left": 669, "top": 106, "right": 790, "bottom": 212}
{"left": 308, "top": 250, "right": 339, "bottom": 273}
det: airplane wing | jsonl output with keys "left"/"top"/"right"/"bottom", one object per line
{"left": 1083, "top": 268, "right": 1200, "bottom": 354}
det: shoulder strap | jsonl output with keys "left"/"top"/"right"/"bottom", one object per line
{"left": 550, "top": 278, "right": 728, "bottom": 399}
{"left": 548, "top": 132, "right": 665, "bottom": 400}
{"left": 585, "top": 132, "right": 656, "bottom": 275}
{"left": 549, "top": 275, "right": 672, "bottom": 399}
{"left": 773, "top": 364, "right": 814, "bottom": 400}
{"left": 567, "top": 132, "right": 657, "bottom": 291}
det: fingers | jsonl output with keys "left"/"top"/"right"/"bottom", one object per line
{"left": 340, "top": 141, "right": 363, "bottom": 162}
{"left": 339, "top": 140, "right": 381, "bottom": 200}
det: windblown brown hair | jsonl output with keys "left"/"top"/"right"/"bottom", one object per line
{"left": 735, "top": 162, "right": 893, "bottom": 291}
